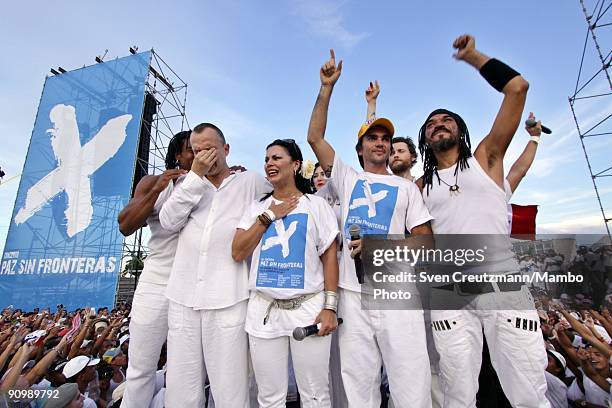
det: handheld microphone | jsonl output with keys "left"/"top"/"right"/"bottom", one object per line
{"left": 292, "top": 318, "right": 344, "bottom": 341}
{"left": 525, "top": 118, "right": 552, "bottom": 134}
{"left": 348, "top": 224, "right": 364, "bottom": 284}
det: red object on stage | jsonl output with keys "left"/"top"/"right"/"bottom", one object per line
{"left": 509, "top": 204, "right": 538, "bottom": 240}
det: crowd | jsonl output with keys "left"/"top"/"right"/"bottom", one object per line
{"left": 3, "top": 34, "right": 612, "bottom": 408}
{"left": 519, "top": 245, "right": 612, "bottom": 305}
{"left": 0, "top": 303, "right": 144, "bottom": 408}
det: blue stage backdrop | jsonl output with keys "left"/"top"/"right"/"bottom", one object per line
{"left": 1, "top": 51, "right": 152, "bottom": 310}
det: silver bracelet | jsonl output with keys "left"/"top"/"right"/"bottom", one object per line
{"left": 324, "top": 290, "right": 338, "bottom": 313}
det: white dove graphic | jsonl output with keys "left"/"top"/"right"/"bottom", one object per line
{"left": 261, "top": 220, "right": 299, "bottom": 258}
{"left": 348, "top": 181, "right": 388, "bottom": 218}
{"left": 14, "top": 104, "right": 131, "bottom": 237}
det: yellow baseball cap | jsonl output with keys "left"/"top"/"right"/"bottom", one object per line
{"left": 357, "top": 117, "right": 395, "bottom": 140}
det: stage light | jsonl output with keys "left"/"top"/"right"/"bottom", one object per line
{"left": 129, "top": 46, "right": 138, "bottom": 55}
{"left": 58, "top": 67, "right": 67, "bottom": 73}
{"left": 50, "top": 68, "right": 60, "bottom": 75}
{"left": 95, "top": 57, "right": 103, "bottom": 64}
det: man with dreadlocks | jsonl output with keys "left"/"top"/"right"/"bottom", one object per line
{"left": 307, "top": 49, "right": 434, "bottom": 408}
{"left": 117, "top": 130, "right": 193, "bottom": 408}
{"left": 417, "top": 35, "right": 549, "bottom": 407}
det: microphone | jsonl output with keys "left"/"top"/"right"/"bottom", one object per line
{"left": 525, "top": 118, "right": 552, "bottom": 134}
{"left": 292, "top": 318, "right": 344, "bottom": 341}
{"left": 348, "top": 224, "right": 364, "bottom": 284}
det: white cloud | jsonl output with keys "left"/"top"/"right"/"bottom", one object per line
{"left": 538, "top": 213, "right": 609, "bottom": 234}
{"left": 292, "top": 0, "right": 369, "bottom": 49}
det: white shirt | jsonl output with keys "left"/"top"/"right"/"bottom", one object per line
{"left": 237, "top": 194, "right": 338, "bottom": 299}
{"left": 330, "top": 155, "right": 433, "bottom": 292}
{"left": 422, "top": 157, "right": 519, "bottom": 273}
{"left": 160, "top": 170, "right": 270, "bottom": 309}
{"left": 139, "top": 180, "right": 179, "bottom": 285}
{"left": 544, "top": 371, "right": 568, "bottom": 408}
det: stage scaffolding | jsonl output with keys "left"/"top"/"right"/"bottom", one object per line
{"left": 118, "top": 49, "right": 189, "bottom": 303}
{"left": 569, "top": 0, "right": 612, "bottom": 239}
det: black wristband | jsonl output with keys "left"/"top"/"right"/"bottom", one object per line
{"left": 479, "top": 58, "right": 520, "bottom": 92}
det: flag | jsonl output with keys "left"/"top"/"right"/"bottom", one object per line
{"left": 507, "top": 204, "right": 538, "bottom": 240}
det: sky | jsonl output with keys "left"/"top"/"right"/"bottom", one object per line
{"left": 0, "top": 0, "right": 611, "bottom": 254}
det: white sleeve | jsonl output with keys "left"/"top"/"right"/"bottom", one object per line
{"left": 237, "top": 200, "right": 262, "bottom": 231}
{"left": 330, "top": 154, "right": 357, "bottom": 202}
{"left": 159, "top": 171, "right": 210, "bottom": 232}
{"left": 405, "top": 182, "right": 434, "bottom": 232}
{"left": 247, "top": 171, "right": 273, "bottom": 201}
{"left": 313, "top": 197, "right": 340, "bottom": 256}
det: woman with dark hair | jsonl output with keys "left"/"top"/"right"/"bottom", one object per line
{"left": 232, "top": 139, "right": 339, "bottom": 408}
{"left": 311, "top": 162, "right": 327, "bottom": 192}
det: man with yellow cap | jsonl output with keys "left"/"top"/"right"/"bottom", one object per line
{"left": 307, "top": 49, "right": 434, "bottom": 408}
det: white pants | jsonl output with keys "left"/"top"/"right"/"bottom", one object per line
{"left": 338, "top": 289, "right": 431, "bottom": 408}
{"left": 430, "top": 287, "right": 549, "bottom": 408}
{"left": 121, "top": 281, "right": 168, "bottom": 408}
{"left": 249, "top": 333, "right": 331, "bottom": 408}
{"left": 165, "top": 300, "right": 250, "bottom": 408}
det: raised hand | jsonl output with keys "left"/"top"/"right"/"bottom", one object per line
{"left": 525, "top": 112, "right": 542, "bottom": 137}
{"left": 365, "top": 80, "right": 380, "bottom": 103}
{"left": 191, "top": 148, "right": 217, "bottom": 177}
{"left": 320, "top": 49, "right": 343, "bottom": 87}
{"left": 268, "top": 195, "right": 300, "bottom": 220}
{"left": 452, "top": 34, "right": 476, "bottom": 61}
{"left": 153, "top": 169, "right": 186, "bottom": 193}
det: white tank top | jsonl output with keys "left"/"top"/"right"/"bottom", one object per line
{"left": 139, "top": 180, "right": 179, "bottom": 285}
{"left": 422, "top": 156, "right": 518, "bottom": 272}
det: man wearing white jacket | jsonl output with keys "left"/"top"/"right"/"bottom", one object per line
{"left": 160, "top": 122, "right": 269, "bottom": 407}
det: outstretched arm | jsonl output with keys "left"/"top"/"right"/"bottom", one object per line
{"left": 365, "top": 80, "right": 380, "bottom": 121}
{"left": 449, "top": 35, "right": 530, "bottom": 187}
{"left": 117, "top": 170, "right": 185, "bottom": 236}
{"left": 307, "top": 49, "right": 342, "bottom": 172}
{"left": 506, "top": 112, "right": 542, "bottom": 192}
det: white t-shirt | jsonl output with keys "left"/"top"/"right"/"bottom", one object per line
{"left": 315, "top": 180, "right": 343, "bottom": 252}
{"left": 544, "top": 371, "right": 568, "bottom": 408}
{"left": 330, "top": 155, "right": 433, "bottom": 292}
{"left": 140, "top": 179, "right": 179, "bottom": 285}
{"left": 237, "top": 194, "right": 339, "bottom": 300}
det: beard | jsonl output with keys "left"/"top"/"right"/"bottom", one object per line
{"left": 390, "top": 160, "right": 411, "bottom": 174}
{"left": 430, "top": 134, "right": 458, "bottom": 153}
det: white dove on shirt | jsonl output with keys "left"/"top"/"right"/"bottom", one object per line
{"left": 261, "top": 220, "right": 299, "bottom": 258}
{"left": 349, "top": 181, "right": 388, "bottom": 218}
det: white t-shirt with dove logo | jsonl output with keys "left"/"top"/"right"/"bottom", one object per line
{"left": 331, "top": 155, "right": 433, "bottom": 292}
{"left": 237, "top": 194, "right": 339, "bottom": 300}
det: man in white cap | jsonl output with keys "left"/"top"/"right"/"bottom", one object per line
{"left": 63, "top": 355, "right": 100, "bottom": 408}
{"left": 307, "top": 49, "right": 434, "bottom": 407}
{"left": 160, "top": 122, "right": 270, "bottom": 407}
{"left": 545, "top": 349, "right": 568, "bottom": 408}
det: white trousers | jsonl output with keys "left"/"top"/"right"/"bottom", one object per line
{"left": 121, "top": 281, "right": 168, "bottom": 408}
{"left": 430, "top": 287, "right": 549, "bottom": 408}
{"left": 165, "top": 300, "right": 250, "bottom": 408}
{"left": 249, "top": 333, "right": 331, "bottom": 408}
{"left": 337, "top": 289, "right": 432, "bottom": 408}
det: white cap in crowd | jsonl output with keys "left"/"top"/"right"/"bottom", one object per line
{"left": 62, "top": 355, "right": 100, "bottom": 378}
